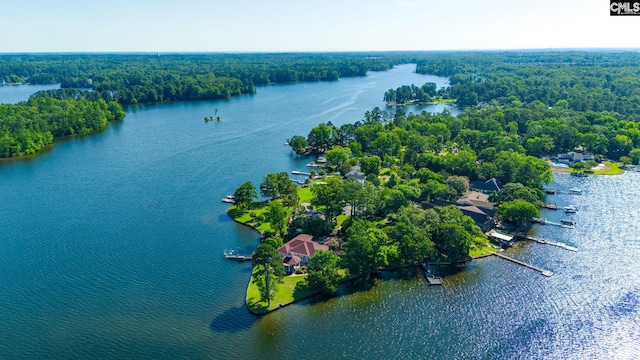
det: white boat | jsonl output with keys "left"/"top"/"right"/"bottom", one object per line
{"left": 564, "top": 205, "right": 578, "bottom": 213}
{"left": 221, "top": 194, "right": 235, "bottom": 203}
{"left": 560, "top": 219, "right": 576, "bottom": 226}
{"left": 568, "top": 188, "right": 583, "bottom": 195}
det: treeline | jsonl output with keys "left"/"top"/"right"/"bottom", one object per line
{"left": 0, "top": 53, "right": 406, "bottom": 105}
{"left": 383, "top": 82, "right": 441, "bottom": 105}
{"left": 412, "top": 51, "right": 640, "bottom": 161}
{"left": 415, "top": 51, "right": 640, "bottom": 120}
{"left": 0, "top": 52, "right": 410, "bottom": 158}
{"left": 0, "top": 96, "right": 124, "bottom": 157}
{"left": 291, "top": 107, "right": 552, "bottom": 189}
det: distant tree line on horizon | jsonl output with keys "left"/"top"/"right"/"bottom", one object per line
{"left": 0, "top": 52, "right": 411, "bottom": 158}
{"left": 0, "top": 53, "right": 410, "bottom": 105}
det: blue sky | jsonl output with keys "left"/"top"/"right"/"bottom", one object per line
{"left": 0, "top": 0, "right": 634, "bottom": 52}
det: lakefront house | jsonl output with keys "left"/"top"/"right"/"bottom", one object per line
{"left": 277, "top": 234, "right": 329, "bottom": 273}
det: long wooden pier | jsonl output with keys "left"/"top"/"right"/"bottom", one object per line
{"left": 520, "top": 234, "right": 578, "bottom": 252}
{"left": 492, "top": 252, "right": 554, "bottom": 277}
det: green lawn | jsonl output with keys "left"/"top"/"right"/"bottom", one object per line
{"left": 469, "top": 243, "right": 498, "bottom": 258}
{"left": 336, "top": 214, "right": 349, "bottom": 229}
{"left": 246, "top": 268, "right": 317, "bottom": 314}
{"left": 228, "top": 186, "right": 315, "bottom": 235}
{"left": 468, "top": 235, "right": 498, "bottom": 258}
{"left": 592, "top": 161, "right": 624, "bottom": 175}
{"left": 298, "top": 186, "right": 313, "bottom": 203}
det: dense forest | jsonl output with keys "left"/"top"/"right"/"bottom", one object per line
{"left": 3, "top": 51, "right": 640, "bottom": 162}
{"left": 0, "top": 53, "right": 408, "bottom": 105}
{"left": 0, "top": 53, "right": 412, "bottom": 157}
{"left": 411, "top": 51, "right": 640, "bottom": 161}
{"left": 0, "top": 95, "right": 124, "bottom": 157}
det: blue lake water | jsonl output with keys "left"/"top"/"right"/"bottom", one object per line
{"left": 1, "top": 65, "right": 639, "bottom": 359}
{"left": 0, "top": 83, "right": 60, "bottom": 104}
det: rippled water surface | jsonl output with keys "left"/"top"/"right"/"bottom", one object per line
{"left": 2, "top": 67, "right": 639, "bottom": 359}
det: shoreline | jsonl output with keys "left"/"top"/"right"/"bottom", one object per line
{"left": 549, "top": 160, "right": 625, "bottom": 176}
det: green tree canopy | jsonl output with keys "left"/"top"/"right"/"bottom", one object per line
{"left": 287, "top": 135, "right": 307, "bottom": 154}
{"left": 342, "top": 220, "right": 388, "bottom": 280}
{"left": 260, "top": 172, "right": 298, "bottom": 205}
{"left": 324, "top": 145, "right": 352, "bottom": 168}
{"left": 306, "top": 250, "right": 342, "bottom": 295}
{"left": 265, "top": 200, "right": 288, "bottom": 235}
{"left": 498, "top": 199, "right": 539, "bottom": 228}
{"left": 233, "top": 181, "right": 257, "bottom": 209}
{"left": 251, "top": 243, "right": 285, "bottom": 307}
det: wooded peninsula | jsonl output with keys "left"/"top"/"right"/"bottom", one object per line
{"left": 223, "top": 50, "right": 640, "bottom": 312}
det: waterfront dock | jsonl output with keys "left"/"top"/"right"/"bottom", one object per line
{"left": 492, "top": 252, "right": 554, "bottom": 277}
{"left": 531, "top": 218, "right": 574, "bottom": 229}
{"left": 224, "top": 250, "right": 252, "bottom": 261}
{"left": 291, "top": 170, "right": 311, "bottom": 175}
{"left": 422, "top": 263, "right": 443, "bottom": 285}
{"left": 519, "top": 234, "right": 578, "bottom": 252}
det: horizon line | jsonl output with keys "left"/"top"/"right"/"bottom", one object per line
{"left": 2, "top": 47, "right": 640, "bottom": 56}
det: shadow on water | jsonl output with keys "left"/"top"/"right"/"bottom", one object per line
{"left": 298, "top": 267, "right": 427, "bottom": 308}
{"left": 609, "top": 289, "right": 640, "bottom": 318}
{"left": 486, "top": 317, "right": 555, "bottom": 359}
{"left": 210, "top": 305, "right": 258, "bottom": 333}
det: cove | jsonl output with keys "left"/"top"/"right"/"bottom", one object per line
{"left": 0, "top": 65, "right": 452, "bottom": 358}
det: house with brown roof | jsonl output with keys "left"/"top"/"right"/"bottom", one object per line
{"left": 424, "top": 193, "right": 496, "bottom": 232}
{"left": 277, "top": 234, "right": 329, "bottom": 273}
{"left": 456, "top": 190, "right": 494, "bottom": 209}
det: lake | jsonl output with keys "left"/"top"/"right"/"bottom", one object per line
{"left": 1, "top": 65, "right": 639, "bottom": 359}
{"left": 0, "top": 83, "right": 60, "bottom": 104}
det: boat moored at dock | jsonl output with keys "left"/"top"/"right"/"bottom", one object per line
{"left": 564, "top": 205, "right": 578, "bottom": 213}
{"left": 568, "top": 188, "right": 583, "bottom": 195}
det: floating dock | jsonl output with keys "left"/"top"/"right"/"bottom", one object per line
{"left": 492, "top": 252, "right": 554, "bottom": 277}
{"left": 291, "top": 170, "right": 311, "bottom": 175}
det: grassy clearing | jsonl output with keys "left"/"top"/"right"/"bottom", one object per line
{"left": 298, "top": 186, "right": 313, "bottom": 203}
{"left": 469, "top": 236, "right": 498, "bottom": 258}
{"left": 336, "top": 214, "right": 349, "bottom": 229}
{"left": 228, "top": 187, "right": 312, "bottom": 234}
{"left": 591, "top": 161, "right": 624, "bottom": 175}
{"left": 469, "top": 243, "right": 498, "bottom": 258}
{"left": 246, "top": 268, "right": 316, "bottom": 314}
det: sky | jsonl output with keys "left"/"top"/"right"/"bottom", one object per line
{"left": 0, "top": 0, "right": 636, "bottom": 53}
